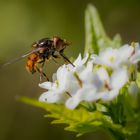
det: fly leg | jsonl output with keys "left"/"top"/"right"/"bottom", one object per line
{"left": 52, "top": 54, "right": 60, "bottom": 64}
{"left": 59, "top": 52, "right": 75, "bottom": 67}
{"left": 35, "top": 66, "right": 47, "bottom": 81}
{"left": 36, "top": 59, "right": 49, "bottom": 81}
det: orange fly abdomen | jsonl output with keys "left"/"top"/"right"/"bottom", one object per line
{"left": 26, "top": 53, "right": 39, "bottom": 74}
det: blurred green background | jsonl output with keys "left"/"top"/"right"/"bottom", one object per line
{"left": 0, "top": 0, "right": 140, "bottom": 140}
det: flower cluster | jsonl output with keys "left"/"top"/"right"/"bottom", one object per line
{"left": 39, "top": 43, "right": 140, "bottom": 109}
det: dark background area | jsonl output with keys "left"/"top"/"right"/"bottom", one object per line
{"left": 0, "top": 0, "right": 140, "bottom": 140}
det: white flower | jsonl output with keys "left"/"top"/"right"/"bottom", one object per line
{"left": 65, "top": 85, "right": 98, "bottom": 109}
{"left": 100, "top": 67, "right": 128, "bottom": 101}
{"left": 91, "top": 45, "right": 133, "bottom": 69}
{"left": 129, "top": 43, "right": 140, "bottom": 64}
{"left": 73, "top": 53, "right": 89, "bottom": 66}
{"left": 39, "top": 54, "right": 89, "bottom": 104}
{"left": 91, "top": 67, "right": 128, "bottom": 101}
{"left": 66, "top": 67, "right": 128, "bottom": 109}
{"left": 66, "top": 53, "right": 89, "bottom": 73}
{"left": 39, "top": 65, "right": 81, "bottom": 103}
{"left": 39, "top": 81, "right": 67, "bottom": 103}
{"left": 39, "top": 90, "right": 68, "bottom": 103}
{"left": 39, "top": 48, "right": 129, "bottom": 110}
{"left": 65, "top": 63, "right": 101, "bottom": 109}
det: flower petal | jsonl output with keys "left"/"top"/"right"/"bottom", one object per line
{"left": 101, "top": 89, "right": 119, "bottom": 101}
{"left": 111, "top": 67, "right": 128, "bottom": 89}
{"left": 65, "top": 97, "right": 81, "bottom": 110}
{"left": 76, "top": 85, "right": 97, "bottom": 101}
{"left": 130, "top": 51, "right": 140, "bottom": 64}
{"left": 96, "top": 67, "right": 110, "bottom": 83}
{"left": 66, "top": 85, "right": 97, "bottom": 110}
{"left": 118, "top": 44, "right": 133, "bottom": 62}
{"left": 39, "top": 91, "right": 68, "bottom": 103}
{"left": 73, "top": 53, "right": 89, "bottom": 66}
{"left": 39, "top": 82, "right": 57, "bottom": 90}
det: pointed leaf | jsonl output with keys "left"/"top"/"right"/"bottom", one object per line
{"left": 84, "top": 4, "right": 122, "bottom": 55}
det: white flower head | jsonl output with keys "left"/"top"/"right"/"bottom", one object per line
{"left": 39, "top": 54, "right": 90, "bottom": 104}
{"left": 91, "top": 45, "right": 133, "bottom": 69}
{"left": 65, "top": 67, "right": 128, "bottom": 109}
{"left": 100, "top": 67, "right": 128, "bottom": 101}
{"left": 66, "top": 53, "right": 89, "bottom": 73}
{"left": 39, "top": 45, "right": 131, "bottom": 110}
{"left": 65, "top": 85, "right": 97, "bottom": 109}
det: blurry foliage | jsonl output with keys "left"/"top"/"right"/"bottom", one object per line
{"left": 0, "top": 0, "right": 140, "bottom": 140}
{"left": 84, "top": 4, "right": 121, "bottom": 55}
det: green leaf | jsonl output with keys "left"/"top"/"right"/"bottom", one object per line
{"left": 107, "top": 87, "right": 140, "bottom": 137}
{"left": 84, "top": 4, "right": 122, "bottom": 55}
{"left": 20, "top": 97, "right": 125, "bottom": 136}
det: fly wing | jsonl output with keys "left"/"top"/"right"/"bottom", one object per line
{"left": 0, "top": 47, "right": 44, "bottom": 68}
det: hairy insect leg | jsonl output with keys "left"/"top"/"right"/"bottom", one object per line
{"left": 36, "top": 66, "right": 49, "bottom": 81}
{"left": 52, "top": 54, "right": 60, "bottom": 59}
{"left": 52, "top": 54, "right": 60, "bottom": 64}
{"left": 35, "top": 60, "right": 49, "bottom": 81}
{"left": 60, "top": 53, "right": 75, "bottom": 67}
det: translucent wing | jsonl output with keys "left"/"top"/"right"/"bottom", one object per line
{"left": 0, "top": 48, "right": 44, "bottom": 68}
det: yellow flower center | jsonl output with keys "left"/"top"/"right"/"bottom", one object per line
{"left": 109, "top": 56, "right": 115, "bottom": 62}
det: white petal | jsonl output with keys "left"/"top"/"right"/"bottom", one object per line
{"left": 56, "top": 65, "right": 67, "bottom": 82}
{"left": 65, "top": 85, "right": 97, "bottom": 110}
{"left": 39, "top": 91, "right": 67, "bottom": 103}
{"left": 65, "top": 97, "right": 81, "bottom": 110}
{"left": 111, "top": 67, "right": 128, "bottom": 89}
{"left": 39, "top": 82, "right": 57, "bottom": 90}
{"left": 79, "top": 62, "right": 94, "bottom": 84}
{"left": 130, "top": 43, "right": 140, "bottom": 63}
{"left": 73, "top": 54, "right": 82, "bottom": 66}
{"left": 76, "top": 85, "right": 98, "bottom": 101}
{"left": 118, "top": 44, "right": 133, "bottom": 62}
{"left": 86, "top": 61, "right": 93, "bottom": 72}
{"left": 59, "top": 72, "right": 80, "bottom": 95}
{"left": 52, "top": 73, "right": 57, "bottom": 82}
{"left": 99, "top": 48, "right": 118, "bottom": 67}
{"left": 80, "top": 71, "right": 94, "bottom": 85}
{"left": 39, "top": 92, "right": 48, "bottom": 102}
{"left": 73, "top": 53, "right": 89, "bottom": 66}
{"left": 54, "top": 64, "right": 81, "bottom": 96}
{"left": 96, "top": 67, "right": 110, "bottom": 83}
{"left": 73, "top": 65, "right": 85, "bottom": 73}
{"left": 91, "top": 67, "right": 110, "bottom": 90}
{"left": 130, "top": 51, "right": 140, "bottom": 64}
{"left": 101, "top": 89, "right": 119, "bottom": 101}
{"left": 81, "top": 53, "right": 89, "bottom": 64}
{"left": 91, "top": 54, "right": 105, "bottom": 65}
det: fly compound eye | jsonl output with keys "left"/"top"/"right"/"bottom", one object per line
{"left": 37, "top": 38, "right": 52, "bottom": 47}
{"left": 46, "top": 40, "right": 52, "bottom": 46}
{"left": 53, "top": 36, "right": 61, "bottom": 47}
